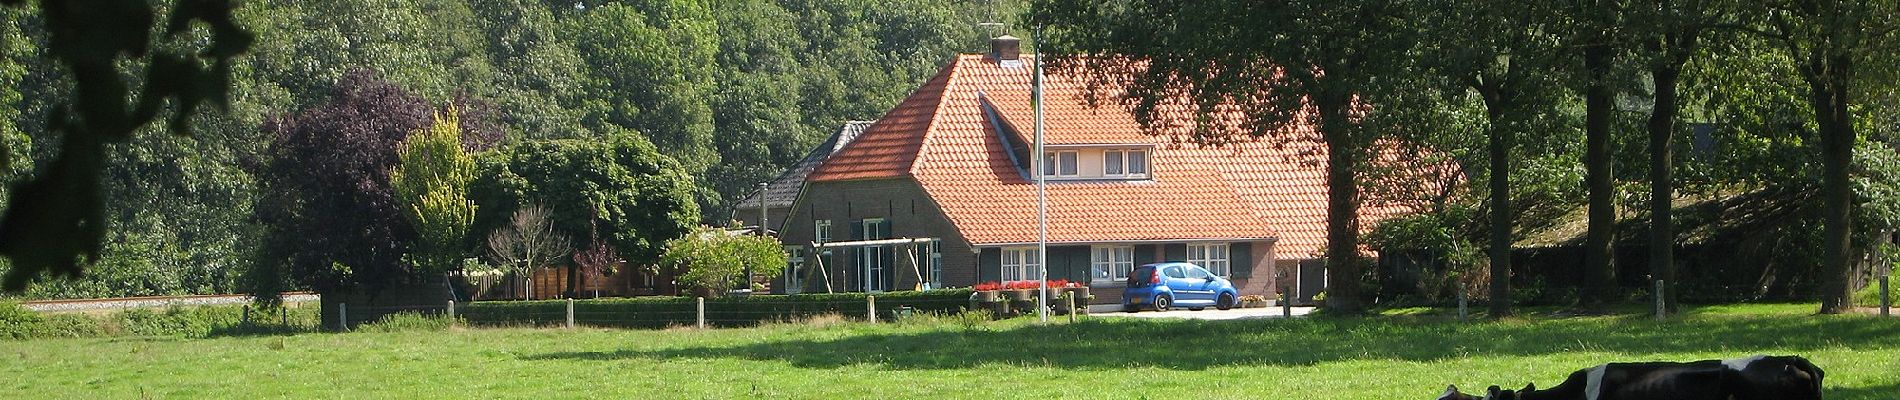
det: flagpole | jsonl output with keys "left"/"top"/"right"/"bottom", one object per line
{"left": 1033, "top": 26, "right": 1049, "bottom": 323}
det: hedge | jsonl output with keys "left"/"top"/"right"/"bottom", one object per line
{"left": 461, "top": 289, "right": 975, "bottom": 329}
{"left": 0, "top": 301, "right": 320, "bottom": 340}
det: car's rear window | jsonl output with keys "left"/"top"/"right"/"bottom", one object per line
{"left": 1127, "top": 266, "right": 1155, "bottom": 286}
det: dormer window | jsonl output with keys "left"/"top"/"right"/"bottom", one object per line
{"left": 1042, "top": 150, "right": 1078, "bottom": 177}
{"left": 1105, "top": 148, "right": 1150, "bottom": 178}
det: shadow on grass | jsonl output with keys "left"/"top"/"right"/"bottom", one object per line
{"left": 518, "top": 311, "right": 1900, "bottom": 371}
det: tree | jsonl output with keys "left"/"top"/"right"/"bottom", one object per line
{"left": 1033, "top": 0, "right": 1418, "bottom": 313}
{"left": 471, "top": 129, "right": 700, "bottom": 298}
{"left": 486, "top": 204, "right": 568, "bottom": 300}
{"left": 1559, "top": 0, "right": 1629, "bottom": 306}
{"left": 570, "top": 215, "right": 620, "bottom": 298}
{"left": 1415, "top": 0, "right": 1573, "bottom": 316}
{"left": 661, "top": 226, "right": 785, "bottom": 295}
{"left": 0, "top": 0, "right": 253, "bottom": 292}
{"left": 252, "top": 69, "right": 493, "bottom": 300}
{"left": 391, "top": 107, "right": 479, "bottom": 275}
{"left": 1757, "top": 0, "right": 1899, "bottom": 313}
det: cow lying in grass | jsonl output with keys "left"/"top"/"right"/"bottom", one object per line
{"left": 1438, "top": 355, "right": 1824, "bottom": 400}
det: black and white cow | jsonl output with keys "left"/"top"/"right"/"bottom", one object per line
{"left": 1437, "top": 355, "right": 1824, "bottom": 400}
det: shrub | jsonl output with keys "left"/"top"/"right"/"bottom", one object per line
{"left": 0, "top": 301, "right": 44, "bottom": 339}
{"left": 0, "top": 303, "right": 320, "bottom": 340}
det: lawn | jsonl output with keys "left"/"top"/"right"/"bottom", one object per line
{"left": 2, "top": 303, "right": 1895, "bottom": 399}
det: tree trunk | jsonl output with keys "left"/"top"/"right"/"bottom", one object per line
{"left": 1808, "top": 52, "right": 1856, "bottom": 314}
{"left": 1317, "top": 93, "right": 1364, "bottom": 314}
{"left": 1582, "top": 40, "right": 1617, "bottom": 307}
{"left": 1648, "top": 61, "right": 1682, "bottom": 313}
{"left": 565, "top": 264, "right": 578, "bottom": 299}
{"left": 1481, "top": 90, "right": 1514, "bottom": 317}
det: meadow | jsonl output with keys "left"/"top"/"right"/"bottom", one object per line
{"left": 2, "top": 303, "right": 1895, "bottom": 399}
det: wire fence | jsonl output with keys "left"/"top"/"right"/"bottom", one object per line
{"left": 327, "top": 290, "right": 1040, "bottom": 331}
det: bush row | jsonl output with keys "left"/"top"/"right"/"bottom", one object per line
{"left": 461, "top": 289, "right": 975, "bottom": 329}
{"left": 0, "top": 301, "right": 320, "bottom": 340}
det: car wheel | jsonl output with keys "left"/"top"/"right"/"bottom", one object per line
{"left": 1154, "top": 295, "right": 1172, "bottom": 311}
{"left": 1216, "top": 293, "right": 1236, "bottom": 310}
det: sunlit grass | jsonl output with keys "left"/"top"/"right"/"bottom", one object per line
{"left": 3, "top": 303, "right": 1895, "bottom": 399}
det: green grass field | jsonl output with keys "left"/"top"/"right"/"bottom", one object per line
{"left": 3, "top": 303, "right": 1895, "bottom": 399}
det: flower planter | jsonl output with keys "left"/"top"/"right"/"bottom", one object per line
{"left": 1064, "top": 286, "right": 1091, "bottom": 301}
{"left": 973, "top": 290, "right": 1001, "bottom": 303}
{"left": 1007, "top": 289, "right": 1035, "bottom": 302}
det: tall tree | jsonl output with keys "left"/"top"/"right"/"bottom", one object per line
{"left": 1034, "top": 0, "right": 1417, "bottom": 313}
{"left": 253, "top": 69, "right": 430, "bottom": 296}
{"left": 1560, "top": 0, "right": 1627, "bottom": 305}
{"left": 1419, "top": 0, "right": 1569, "bottom": 316}
{"left": 1760, "top": 0, "right": 1899, "bottom": 313}
{"left": 1630, "top": 0, "right": 1728, "bottom": 312}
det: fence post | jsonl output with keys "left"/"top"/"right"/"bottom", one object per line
{"left": 243, "top": 305, "right": 252, "bottom": 326}
{"left": 867, "top": 295, "right": 877, "bottom": 323}
{"left": 1881, "top": 273, "right": 1890, "bottom": 317}
{"left": 338, "top": 303, "right": 349, "bottom": 332}
{"left": 1066, "top": 292, "right": 1076, "bottom": 324}
{"left": 566, "top": 298, "right": 576, "bottom": 329}
{"left": 280, "top": 306, "right": 288, "bottom": 326}
{"left": 1457, "top": 290, "right": 1468, "bottom": 321}
{"left": 696, "top": 297, "right": 706, "bottom": 329}
{"left": 1281, "top": 286, "right": 1292, "bottom": 318}
{"left": 447, "top": 300, "right": 456, "bottom": 320}
{"left": 1654, "top": 279, "right": 1666, "bottom": 320}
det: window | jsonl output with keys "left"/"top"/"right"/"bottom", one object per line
{"left": 1043, "top": 150, "right": 1078, "bottom": 177}
{"left": 1187, "top": 243, "right": 1231, "bottom": 277}
{"left": 815, "top": 220, "right": 832, "bottom": 243}
{"left": 1186, "top": 266, "right": 1210, "bottom": 280}
{"left": 1001, "top": 247, "right": 1040, "bottom": 281}
{"left": 1127, "top": 149, "right": 1149, "bottom": 177}
{"left": 784, "top": 247, "right": 805, "bottom": 294}
{"left": 1103, "top": 149, "right": 1150, "bottom": 178}
{"left": 925, "top": 241, "right": 943, "bottom": 290}
{"left": 1090, "top": 245, "right": 1135, "bottom": 282}
{"left": 859, "top": 219, "right": 887, "bottom": 292}
{"left": 1163, "top": 265, "right": 1186, "bottom": 279}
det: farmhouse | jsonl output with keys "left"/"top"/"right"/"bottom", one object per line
{"left": 761, "top": 36, "right": 1426, "bottom": 304}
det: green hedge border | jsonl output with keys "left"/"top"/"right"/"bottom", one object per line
{"left": 462, "top": 289, "right": 974, "bottom": 329}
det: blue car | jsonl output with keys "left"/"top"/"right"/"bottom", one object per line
{"left": 1122, "top": 262, "right": 1239, "bottom": 312}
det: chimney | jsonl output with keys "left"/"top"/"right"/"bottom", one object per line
{"left": 990, "top": 35, "right": 1022, "bottom": 62}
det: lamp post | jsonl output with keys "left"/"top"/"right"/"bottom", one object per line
{"left": 1033, "top": 25, "right": 1049, "bottom": 323}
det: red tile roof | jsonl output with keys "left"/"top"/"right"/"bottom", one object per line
{"left": 809, "top": 55, "right": 1425, "bottom": 258}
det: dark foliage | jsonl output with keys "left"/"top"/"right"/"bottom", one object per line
{"left": 0, "top": 0, "right": 253, "bottom": 292}
{"left": 251, "top": 69, "right": 434, "bottom": 295}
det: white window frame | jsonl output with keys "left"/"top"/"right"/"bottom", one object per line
{"left": 1090, "top": 245, "right": 1135, "bottom": 283}
{"left": 815, "top": 219, "right": 832, "bottom": 243}
{"left": 1187, "top": 242, "right": 1231, "bottom": 277}
{"left": 1120, "top": 149, "right": 1150, "bottom": 178}
{"left": 859, "top": 218, "right": 887, "bottom": 292}
{"left": 1001, "top": 247, "right": 1040, "bottom": 282}
{"left": 784, "top": 246, "right": 805, "bottom": 294}
{"left": 926, "top": 241, "right": 943, "bottom": 290}
{"left": 1043, "top": 150, "right": 1078, "bottom": 178}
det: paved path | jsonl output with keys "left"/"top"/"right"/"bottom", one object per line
{"left": 1092, "top": 306, "right": 1316, "bottom": 320}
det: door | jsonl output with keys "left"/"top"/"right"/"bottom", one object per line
{"left": 1183, "top": 266, "right": 1216, "bottom": 302}
{"left": 1162, "top": 265, "right": 1192, "bottom": 300}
